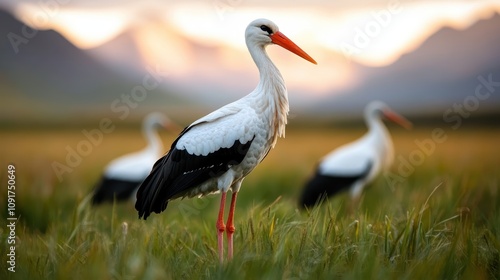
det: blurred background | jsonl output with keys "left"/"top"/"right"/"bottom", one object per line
{"left": 1, "top": 0, "right": 499, "bottom": 126}
{"left": 0, "top": 0, "right": 499, "bottom": 205}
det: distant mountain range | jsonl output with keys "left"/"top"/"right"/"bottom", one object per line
{"left": 0, "top": 9, "right": 190, "bottom": 125}
{"left": 311, "top": 13, "right": 500, "bottom": 119}
{"left": 1, "top": 8, "right": 499, "bottom": 125}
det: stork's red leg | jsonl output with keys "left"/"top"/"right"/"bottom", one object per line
{"left": 226, "top": 192, "right": 238, "bottom": 260}
{"left": 216, "top": 192, "right": 227, "bottom": 264}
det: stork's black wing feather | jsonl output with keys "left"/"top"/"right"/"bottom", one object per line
{"left": 299, "top": 161, "right": 373, "bottom": 208}
{"left": 135, "top": 124, "right": 254, "bottom": 220}
{"left": 92, "top": 177, "right": 141, "bottom": 204}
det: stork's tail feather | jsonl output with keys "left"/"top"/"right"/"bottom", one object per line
{"left": 299, "top": 173, "right": 359, "bottom": 208}
{"left": 135, "top": 155, "right": 169, "bottom": 220}
{"left": 92, "top": 177, "right": 141, "bottom": 205}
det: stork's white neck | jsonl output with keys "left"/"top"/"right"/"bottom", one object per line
{"left": 247, "top": 43, "right": 289, "bottom": 148}
{"left": 366, "top": 113, "right": 393, "bottom": 169}
{"left": 143, "top": 123, "right": 162, "bottom": 155}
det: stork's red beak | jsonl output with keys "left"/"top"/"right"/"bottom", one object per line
{"left": 383, "top": 110, "right": 413, "bottom": 130}
{"left": 270, "top": 31, "right": 317, "bottom": 65}
{"left": 162, "top": 120, "right": 181, "bottom": 132}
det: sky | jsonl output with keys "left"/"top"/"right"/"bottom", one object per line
{"left": 2, "top": 0, "right": 500, "bottom": 97}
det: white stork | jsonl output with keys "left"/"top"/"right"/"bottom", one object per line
{"left": 135, "top": 18, "right": 316, "bottom": 263}
{"left": 300, "top": 101, "right": 412, "bottom": 208}
{"left": 92, "top": 112, "right": 175, "bottom": 204}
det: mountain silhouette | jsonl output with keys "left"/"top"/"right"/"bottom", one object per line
{"left": 0, "top": 9, "right": 188, "bottom": 124}
{"left": 2, "top": 8, "right": 499, "bottom": 125}
{"left": 313, "top": 13, "right": 500, "bottom": 119}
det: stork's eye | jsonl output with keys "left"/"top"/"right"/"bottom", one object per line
{"left": 260, "top": 25, "right": 272, "bottom": 35}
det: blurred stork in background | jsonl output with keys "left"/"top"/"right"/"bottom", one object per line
{"left": 300, "top": 101, "right": 412, "bottom": 209}
{"left": 92, "top": 112, "right": 175, "bottom": 204}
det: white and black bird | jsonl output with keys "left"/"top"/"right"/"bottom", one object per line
{"left": 92, "top": 112, "right": 174, "bottom": 204}
{"left": 135, "top": 18, "right": 316, "bottom": 263}
{"left": 300, "top": 101, "right": 412, "bottom": 208}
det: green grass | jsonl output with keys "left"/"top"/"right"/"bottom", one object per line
{"left": 1, "top": 125, "right": 499, "bottom": 279}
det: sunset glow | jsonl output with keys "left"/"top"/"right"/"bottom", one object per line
{"left": 11, "top": 1, "right": 500, "bottom": 66}
{"left": 13, "top": 4, "right": 130, "bottom": 49}
{"left": 6, "top": 0, "right": 500, "bottom": 96}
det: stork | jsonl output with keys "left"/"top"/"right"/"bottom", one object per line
{"left": 300, "top": 101, "right": 412, "bottom": 209}
{"left": 135, "top": 18, "right": 316, "bottom": 263}
{"left": 92, "top": 112, "right": 175, "bottom": 204}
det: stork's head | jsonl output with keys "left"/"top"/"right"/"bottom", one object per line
{"left": 245, "top": 18, "right": 317, "bottom": 64}
{"left": 366, "top": 101, "right": 412, "bottom": 129}
{"left": 144, "top": 112, "right": 178, "bottom": 131}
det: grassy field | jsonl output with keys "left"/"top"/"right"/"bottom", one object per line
{"left": 1, "top": 124, "right": 499, "bottom": 279}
